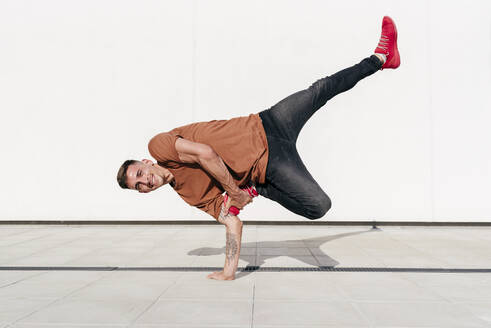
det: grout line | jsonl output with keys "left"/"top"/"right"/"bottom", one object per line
{"left": 127, "top": 279, "right": 180, "bottom": 327}
{"left": 251, "top": 283, "right": 256, "bottom": 328}
{"left": 348, "top": 300, "right": 374, "bottom": 328}
{"left": 305, "top": 240, "right": 322, "bottom": 267}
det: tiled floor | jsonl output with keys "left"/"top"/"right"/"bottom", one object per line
{"left": 0, "top": 224, "right": 490, "bottom": 327}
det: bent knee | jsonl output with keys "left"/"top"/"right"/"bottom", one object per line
{"left": 305, "top": 194, "right": 332, "bottom": 220}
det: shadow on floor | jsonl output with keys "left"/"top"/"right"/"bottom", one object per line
{"left": 188, "top": 228, "right": 379, "bottom": 278}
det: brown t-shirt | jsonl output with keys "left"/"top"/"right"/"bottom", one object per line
{"left": 148, "top": 113, "right": 269, "bottom": 221}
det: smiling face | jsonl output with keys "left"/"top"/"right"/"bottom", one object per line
{"left": 124, "top": 160, "right": 167, "bottom": 193}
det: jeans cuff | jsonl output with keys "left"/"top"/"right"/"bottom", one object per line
{"left": 369, "top": 54, "right": 383, "bottom": 69}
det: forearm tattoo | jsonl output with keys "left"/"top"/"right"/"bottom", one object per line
{"left": 225, "top": 232, "right": 238, "bottom": 261}
{"left": 219, "top": 204, "right": 240, "bottom": 262}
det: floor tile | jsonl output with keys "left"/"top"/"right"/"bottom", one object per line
{"left": 0, "top": 271, "right": 45, "bottom": 287}
{"left": 159, "top": 275, "right": 254, "bottom": 300}
{"left": 253, "top": 300, "right": 368, "bottom": 326}
{"left": 355, "top": 301, "right": 489, "bottom": 327}
{"left": 0, "top": 298, "right": 55, "bottom": 326}
{"left": 134, "top": 299, "right": 252, "bottom": 326}
{"left": 65, "top": 276, "right": 176, "bottom": 302}
{"left": 460, "top": 301, "right": 491, "bottom": 326}
{"left": 254, "top": 272, "right": 349, "bottom": 301}
{"left": 401, "top": 273, "right": 491, "bottom": 302}
{"left": 15, "top": 298, "right": 153, "bottom": 326}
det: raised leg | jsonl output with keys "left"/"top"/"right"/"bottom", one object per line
{"left": 259, "top": 55, "right": 382, "bottom": 143}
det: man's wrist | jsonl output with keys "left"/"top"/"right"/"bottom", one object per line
{"left": 227, "top": 187, "right": 242, "bottom": 198}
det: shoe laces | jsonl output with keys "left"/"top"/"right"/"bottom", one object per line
{"left": 377, "top": 34, "right": 389, "bottom": 52}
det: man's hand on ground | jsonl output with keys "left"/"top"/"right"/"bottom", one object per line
{"left": 207, "top": 270, "right": 235, "bottom": 280}
{"left": 225, "top": 189, "right": 253, "bottom": 212}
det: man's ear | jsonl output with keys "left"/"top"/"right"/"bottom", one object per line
{"left": 141, "top": 159, "right": 154, "bottom": 165}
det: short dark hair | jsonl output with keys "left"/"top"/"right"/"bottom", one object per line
{"left": 117, "top": 159, "right": 139, "bottom": 189}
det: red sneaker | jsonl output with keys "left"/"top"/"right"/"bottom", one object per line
{"left": 374, "top": 16, "right": 400, "bottom": 70}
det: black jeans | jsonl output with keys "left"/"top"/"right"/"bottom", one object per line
{"left": 256, "top": 55, "right": 382, "bottom": 219}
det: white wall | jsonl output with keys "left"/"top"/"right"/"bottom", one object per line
{"left": 0, "top": 0, "right": 490, "bottom": 221}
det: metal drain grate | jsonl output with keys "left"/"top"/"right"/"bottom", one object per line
{"left": 0, "top": 266, "right": 490, "bottom": 273}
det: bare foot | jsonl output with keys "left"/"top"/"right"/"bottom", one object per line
{"left": 206, "top": 271, "right": 235, "bottom": 280}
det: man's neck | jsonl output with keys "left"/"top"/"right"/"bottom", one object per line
{"left": 154, "top": 163, "right": 175, "bottom": 187}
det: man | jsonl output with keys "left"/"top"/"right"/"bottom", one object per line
{"left": 117, "top": 16, "right": 400, "bottom": 280}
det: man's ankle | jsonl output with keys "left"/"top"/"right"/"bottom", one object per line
{"left": 374, "top": 53, "right": 386, "bottom": 65}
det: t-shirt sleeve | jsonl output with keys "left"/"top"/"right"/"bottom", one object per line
{"left": 196, "top": 194, "right": 225, "bottom": 221}
{"left": 148, "top": 133, "right": 181, "bottom": 163}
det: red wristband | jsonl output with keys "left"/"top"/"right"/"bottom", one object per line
{"left": 223, "top": 185, "right": 258, "bottom": 216}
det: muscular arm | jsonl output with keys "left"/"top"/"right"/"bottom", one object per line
{"left": 206, "top": 205, "right": 243, "bottom": 280}
{"left": 173, "top": 138, "right": 244, "bottom": 280}
{"left": 219, "top": 209, "right": 243, "bottom": 277}
{"left": 198, "top": 151, "right": 242, "bottom": 198}
{"left": 174, "top": 138, "right": 241, "bottom": 198}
